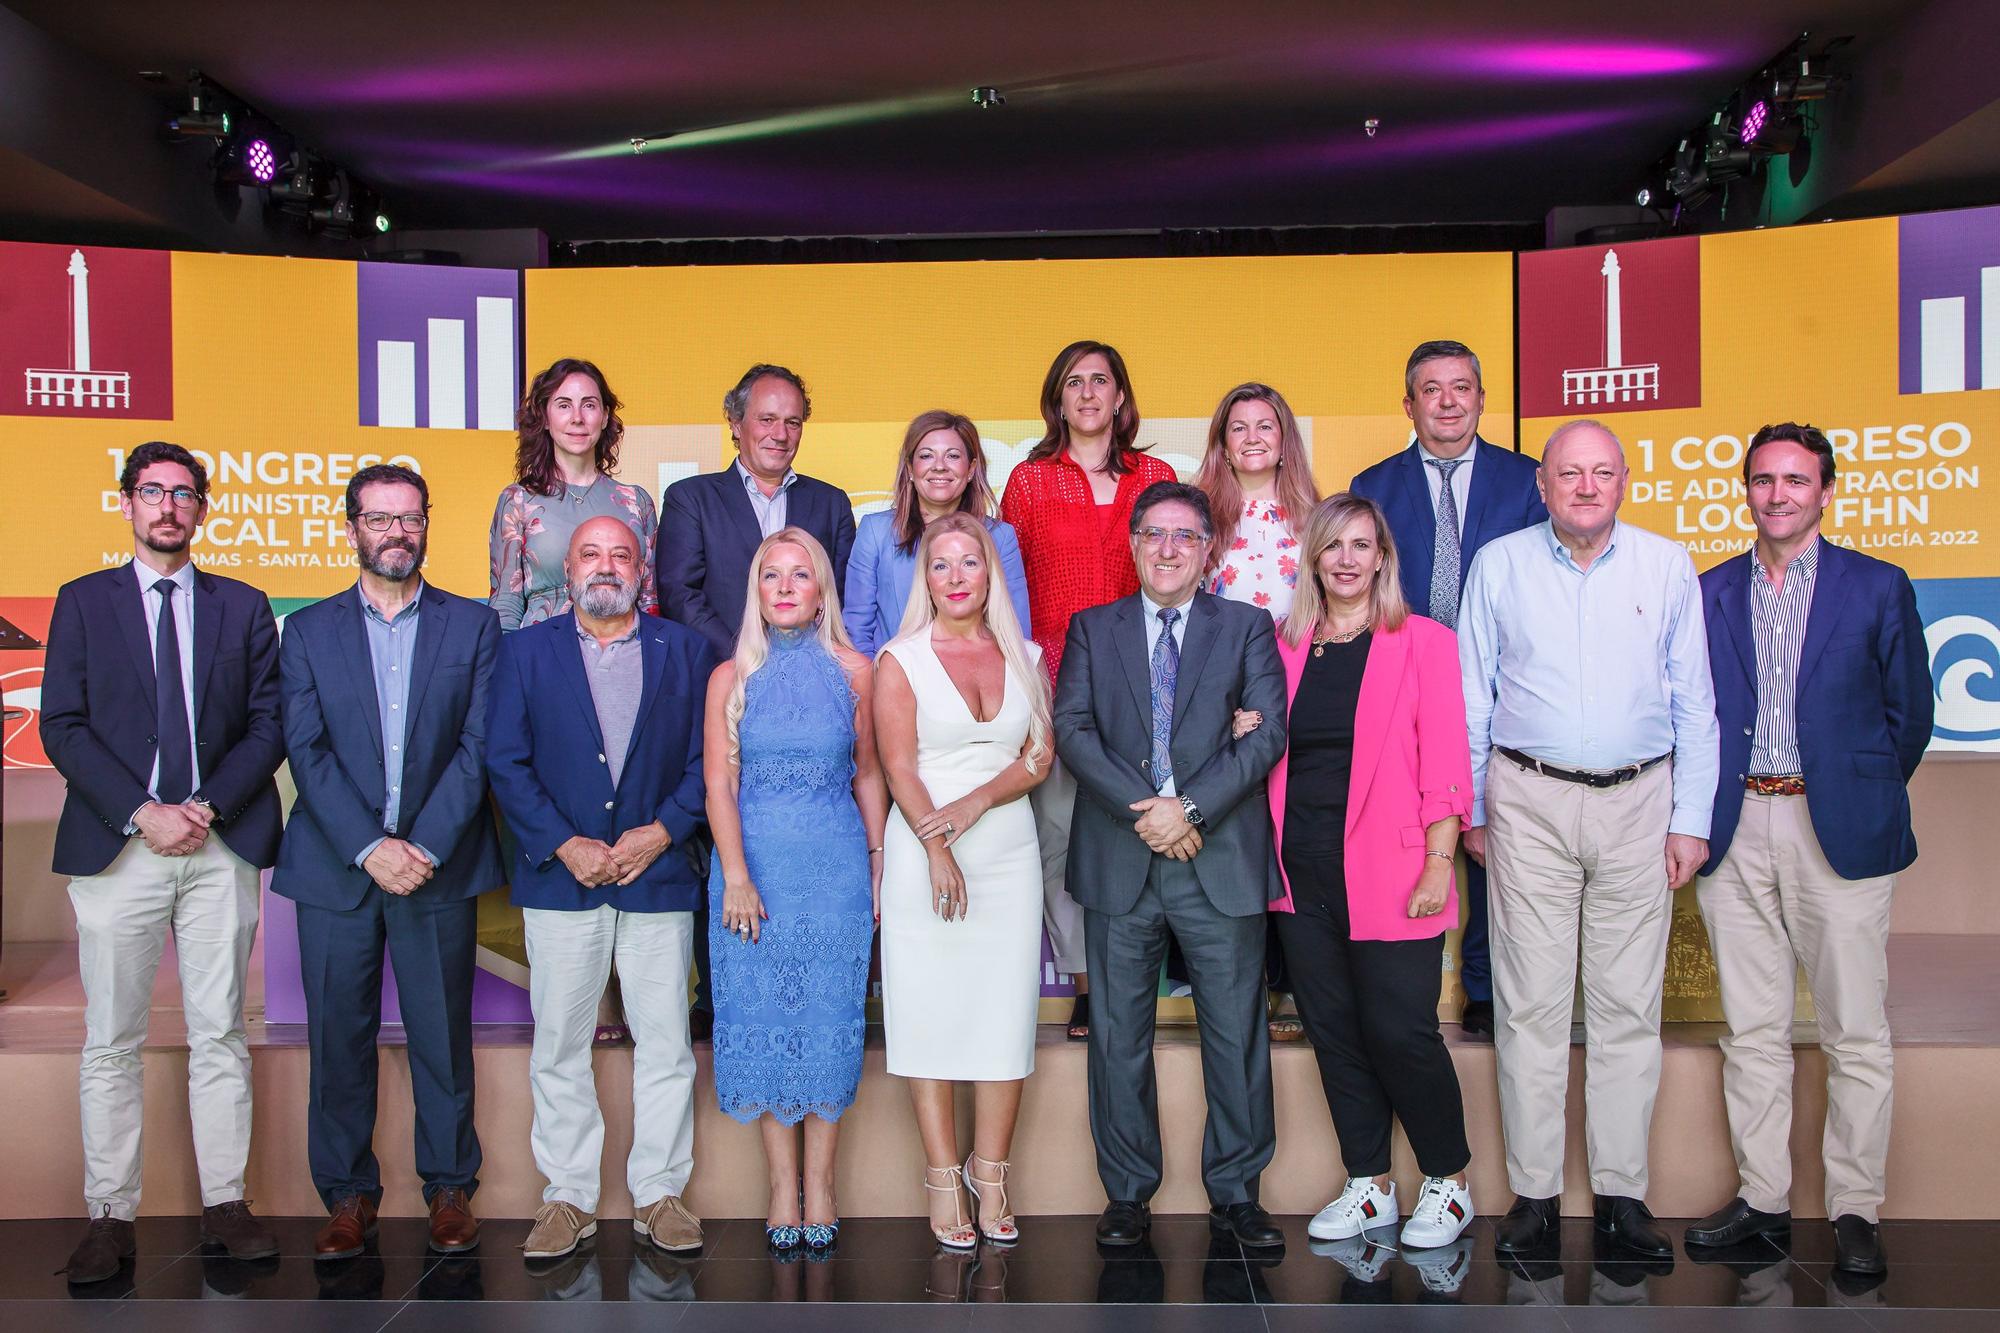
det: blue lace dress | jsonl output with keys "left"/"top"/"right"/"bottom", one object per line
{"left": 709, "top": 629, "right": 874, "bottom": 1124}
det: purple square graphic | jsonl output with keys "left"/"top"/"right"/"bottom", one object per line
{"left": 1898, "top": 205, "right": 2000, "bottom": 394}
{"left": 357, "top": 265, "right": 520, "bottom": 427}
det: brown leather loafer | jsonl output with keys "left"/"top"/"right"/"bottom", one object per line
{"left": 429, "top": 1186, "right": 480, "bottom": 1253}
{"left": 316, "top": 1195, "right": 379, "bottom": 1261}
{"left": 201, "top": 1199, "right": 279, "bottom": 1260}
{"left": 65, "top": 1214, "right": 136, "bottom": 1284}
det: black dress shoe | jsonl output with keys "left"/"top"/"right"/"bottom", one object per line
{"left": 1460, "top": 999, "right": 1495, "bottom": 1038}
{"left": 1593, "top": 1194, "right": 1674, "bottom": 1260}
{"left": 1832, "top": 1215, "right": 1886, "bottom": 1275}
{"left": 1684, "top": 1198, "right": 1791, "bottom": 1248}
{"left": 1209, "top": 1201, "right": 1285, "bottom": 1249}
{"left": 64, "top": 1214, "right": 135, "bottom": 1285}
{"left": 1096, "top": 1199, "right": 1151, "bottom": 1246}
{"left": 1494, "top": 1195, "right": 1560, "bottom": 1254}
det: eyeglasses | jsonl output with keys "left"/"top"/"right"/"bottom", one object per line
{"left": 355, "top": 512, "right": 430, "bottom": 532}
{"left": 131, "top": 483, "right": 201, "bottom": 508}
{"left": 1136, "top": 526, "right": 1208, "bottom": 549}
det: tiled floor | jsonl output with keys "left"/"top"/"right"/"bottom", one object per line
{"left": 3, "top": 1215, "right": 1995, "bottom": 1331}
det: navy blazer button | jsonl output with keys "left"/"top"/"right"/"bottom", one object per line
{"left": 1744, "top": 727, "right": 1753, "bottom": 736}
{"left": 604, "top": 800, "right": 614, "bottom": 810}
{"left": 598, "top": 753, "right": 606, "bottom": 763}
{"left": 146, "top": 734, "right": 156, "bottom": 744}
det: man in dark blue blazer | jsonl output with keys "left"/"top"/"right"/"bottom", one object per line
{"left": 489, "top": 515, "right": 716, "bottom": 1262}
{"left": 656, "top": 363, "right": 856, "bottom": 661}
{"left": 1685, "top": 423, "right": 1933, "bottom": 1277}
{"left": 272, "top": 463, "right": 504, "bottom": 1261}
{"left": 42, "top": 441, "right": 285, "bottom": 1282}
{"left": 1349, "top": 340, "right": 1546, "bottom": 1036}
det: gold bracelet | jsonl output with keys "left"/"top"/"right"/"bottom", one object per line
{"left": 869, "top": 846, "right": 885, "bottom": 854}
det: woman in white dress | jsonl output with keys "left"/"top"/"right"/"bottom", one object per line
{"left": 875, "top": 514, "right": 1053, "bottom": 1250}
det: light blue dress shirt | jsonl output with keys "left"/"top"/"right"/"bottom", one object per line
{"left": 734, "top": 458, "right": 797, "bottom": 538}
{"left": 1457, "top": 520, "right": 1719, "bottom": 837}
{"left": 841, "top": 509, "right": 1033, "bottom": 656}
{"left": 355, "top": 584, "right": 435, "bottom": 867}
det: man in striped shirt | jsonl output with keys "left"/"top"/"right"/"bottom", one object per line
{"left": 1684, "top": 423, "right": 1933, "bottom": 1280}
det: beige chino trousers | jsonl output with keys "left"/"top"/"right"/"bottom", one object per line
{"left": 1486, "top": 753, "right": 1674, "bottom": 1201}
{"left": 1696, "top": 791, "right": 1895, "bottom": 1222}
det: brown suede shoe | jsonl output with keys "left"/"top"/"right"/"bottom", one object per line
{"left": 428, "top": 1186, "right": 480, "bottom": 1254}
{"left": 65, "top": 1213, "right": 135, "bottom": 1285}
{"left": 316, "top": 1196, "right": 378, "bottom": 1261}
{"left": 200, "top": 1199, "right": 280, "bottom": 1260}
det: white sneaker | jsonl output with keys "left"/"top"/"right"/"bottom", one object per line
{"left": 1400, "top": 1176, "right": 1475, "bottom": 1248}
{"left": 1306, "top": 1177, "right": 1399, "bottom": 1241}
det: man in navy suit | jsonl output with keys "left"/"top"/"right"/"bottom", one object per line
{"left": 656, "top": 363, "right": 856, "bottom": 661}
{"left": 42, "top": 441, "right": 285, "bottom": 1283}
{"left": 272, "top": 463, "right": 504, "bottom": 1262}
{"left": 491, "top": 515, "right": 716, "bottom": 1263}
{"left": 1683, "top": 423, "right": 1933, "bottom": 1277}
{"left": 1350, "top": 340, "right": 1546, "bottom": 1036}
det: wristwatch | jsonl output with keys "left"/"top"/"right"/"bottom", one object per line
{"left": 1178, "top": 794, "right": 1205, "bottom": 828}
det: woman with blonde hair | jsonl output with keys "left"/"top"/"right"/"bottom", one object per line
{"left": 703, "top": 528, "right": 888, "bottom": 1253}
{"left": 1259, "top": 493, "right": 1478, "bottom": 1251}
{"left": 875, "top": 515, "right": 1052, "bottom": 1248}
{"left": 843, "top": 410, "right": 1031, "bottom": 656}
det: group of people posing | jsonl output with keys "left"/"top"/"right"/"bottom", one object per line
{"left": 44, "top": 337, "right": 1931, "bottom": 1289}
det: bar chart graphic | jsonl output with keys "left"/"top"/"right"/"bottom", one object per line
{"left": 1900, "top": 205, "right": 2000, "bottom": 395}
{"left": 356, "top": 265, "right": 519, "bottom": 429}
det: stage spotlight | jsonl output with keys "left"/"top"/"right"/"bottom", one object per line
{"left": 1738, "top": 99, "right": 1804, "bottom": 155}
{"left": 214, "top": 131, "right": 289, "bottom": 187}
{"left": 168, "top": 108, "right": 230, "bottom": 140}
{"left": 243, "top": 139, "right": 277, "bottom": 183}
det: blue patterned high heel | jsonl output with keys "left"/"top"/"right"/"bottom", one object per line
{"left": 766, "top": 1223, "right": 803, "bottom": 1251}
{"left": 802, "top": 1221, "right": 840, "bottom": 1251}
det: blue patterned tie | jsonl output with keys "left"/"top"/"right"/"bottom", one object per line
{"left": 1150, "top": 606, "right": 1180, "bottom": 792}
{"left": 153, "top": 579, "right": 194, "bottom": 804}
{"left": 1428, "top": 458, "right": 1465, "bottom": 628}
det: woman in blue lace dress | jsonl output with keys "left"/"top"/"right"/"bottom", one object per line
{"left": 704, "top": 526, "right": 887, "bottom": 1253}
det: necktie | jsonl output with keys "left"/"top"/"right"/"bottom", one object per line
{"left": 1428, "top": 458, "right": 1465, "bottom": 628}
{"left": 153, "top": 579, "right": 194, "bottom": 804}
{"left": 1150, "top": 607, "right": 1180, "bottom": 792}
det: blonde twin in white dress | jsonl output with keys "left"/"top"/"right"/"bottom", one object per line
{"left": 880, "top": 635, "right": 1044, "bottom": 1081}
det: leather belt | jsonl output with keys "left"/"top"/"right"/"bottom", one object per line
{"left": 1498, "top": 747, "right": 1670, "bottom": 789}
{"left": 1746, "top": 774, "right": 1806, "bottom": 796}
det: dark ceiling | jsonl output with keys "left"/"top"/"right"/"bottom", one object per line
{"left": 6, "top": 0, "right": 1924, "bottom": 241}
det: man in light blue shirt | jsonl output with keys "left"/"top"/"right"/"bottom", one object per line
{"left": 1457, "top": 419, "right": 1718, "bottom": 1264}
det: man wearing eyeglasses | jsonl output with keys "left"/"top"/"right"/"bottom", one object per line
{"left": 43, "top": 441, "right": 287, "bottom": 1284}
{"left": 1053, "top": 480, "right": 1289, "bottom": 1252}
{"left": 270, "top": 463, "right": 504, "bottom": 1262}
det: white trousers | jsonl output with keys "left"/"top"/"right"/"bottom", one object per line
{"left": 524, "top": 905, "right": 696, "bottom": 1213}
{"left": 68, "top": 835, "right": 261, "bottom": 1219}
{"left": 1487, "top": 754, "right": 1674, "bottom": 1200}
{"left": 1697, "top": 792, "right": 1896, "bottom": 1222}
{"left": 1029, "top": 756, "right": 1089, "bottom": 975}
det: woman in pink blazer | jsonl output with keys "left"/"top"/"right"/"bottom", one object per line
{"left": 1262, "top": 493, "right": 1477, "bottom": 1251}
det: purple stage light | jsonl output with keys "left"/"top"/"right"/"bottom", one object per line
{"left": 244, "top": 138, "right": 277, "bottom": 183}
{"left": 1739, "top": 101, "right": 1769, "bottom": 145}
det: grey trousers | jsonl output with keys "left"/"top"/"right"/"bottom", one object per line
{"left": 1084, "top": 854, "right": 1274, "bottom": 1206}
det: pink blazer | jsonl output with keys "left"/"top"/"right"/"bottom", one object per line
{"left": 1266, "top": 614, "right": 1474, "bottom": 941}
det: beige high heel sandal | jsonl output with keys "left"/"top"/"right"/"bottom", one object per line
{"left": 923, "top": 1164, "right": 978, "bottom": 1251}
{"left": 963, "top": 1153, "right": 1019, "bottom": 1244}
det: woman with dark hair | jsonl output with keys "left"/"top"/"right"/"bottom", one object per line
{"left": 488, "top": 357, "right": 659, "bottom": 1047}
{"left": 490, "top": 358, "right": 658, "bottom": 631}
{"left": 1261, "top": 493, "right": 1477, "bottom": 1251}
{"left": 999, "top": 340, "right": 1176, "bottom": 1040}
{"left": 843, "top": 410, "right": 1031, "bottom": 657}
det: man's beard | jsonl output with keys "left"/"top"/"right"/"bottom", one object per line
{"left": 361, "top": 536, "right": 426, "bottom": 582}
{"left": 574, "top": 575, "right": 638, "bottom": 618}
{"left": 141, "top": 521, "right": 190, "bottom": 556}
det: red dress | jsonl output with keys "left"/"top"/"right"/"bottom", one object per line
{"left": 1000, "top": 447, "right": 1179, "bottom": 683}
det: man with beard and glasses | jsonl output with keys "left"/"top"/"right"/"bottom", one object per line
{"left": 43, "top": 441, "right": 286, "bottom": 1284}
{"left": 488, "top": 516, "right": 717, "bottom": 1262}
{"left": 271, "top": 463, "right": 505, "bottom": 1261}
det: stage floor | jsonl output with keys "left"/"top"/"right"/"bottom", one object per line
{"left": 0, "top": 1213, "right": 1994, "bottom": 1331}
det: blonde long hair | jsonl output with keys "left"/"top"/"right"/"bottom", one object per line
{"left": 725, "top": 527, "right": 856, "bottom": 763}
{"left": 1193, "top": 382, "right": 1320, "bottom": 577}
{"left": 886, "top": 514, "right": 1053, "bottom": 773}
{"left": 1282, "top": 493, "right": 1410, "bottom": 648}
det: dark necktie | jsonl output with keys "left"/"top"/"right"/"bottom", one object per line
{"left": 1428, "top": 458, "right": 1465, "bottom": 628}
{"left": 1150, "top": 607, "right": 1180, "bottom": 792}
{"left": 153, "top": 578, "right": 194, "bottom": 804}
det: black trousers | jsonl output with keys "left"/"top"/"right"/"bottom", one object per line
{"left": 1275, "top": 845, "right": 1470, "bottom": 1179}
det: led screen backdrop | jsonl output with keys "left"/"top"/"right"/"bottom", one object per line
{"left": 1520, "top": 206, "right": 2000, "bottom": 754}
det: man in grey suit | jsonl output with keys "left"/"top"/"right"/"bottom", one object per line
{"left": 1054, "top": 479, "right": 1289, "bottom": 1250}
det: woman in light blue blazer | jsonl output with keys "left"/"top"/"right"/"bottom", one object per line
{"left": 845, "top": 410, "right": 1031, "bottom": 656}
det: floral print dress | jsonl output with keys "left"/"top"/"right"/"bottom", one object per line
{"left": 1209, "top": 498, "right": 1300, "bottom": 621}
{"left": 488, "top": 477, "right": 659, "bottom": 630}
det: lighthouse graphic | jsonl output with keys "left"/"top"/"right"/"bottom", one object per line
{"left": 1562, "top": 250, "right": 1661, "bottom": 407}
{"left": 24, "top": 251, "right": 132, "bottom": 410}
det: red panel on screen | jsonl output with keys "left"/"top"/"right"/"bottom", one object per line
{"left": 0, "top": 242, "right": 173, "bottom": 420}
{"left": 1520, "top": 237, "right": 1700, "bottom": 418}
